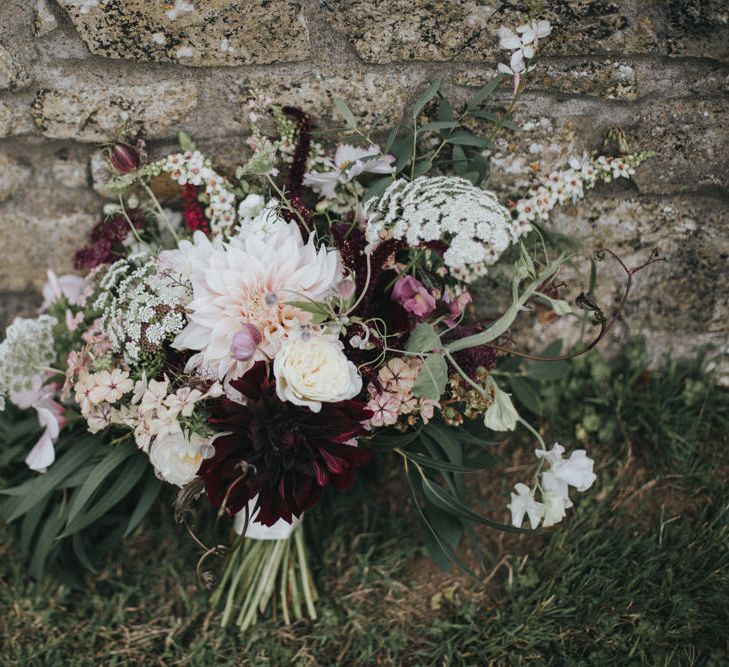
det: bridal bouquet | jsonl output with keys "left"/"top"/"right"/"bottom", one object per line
{"left": 0, "top": 21, "right": 657, "bottom": 629}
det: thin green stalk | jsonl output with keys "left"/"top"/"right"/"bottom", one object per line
{"left": 295, "top": 526, "right": 317, "bottom": 620}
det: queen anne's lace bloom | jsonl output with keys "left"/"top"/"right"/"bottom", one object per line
{"left": 0, "top": 315, "right": 57, "bottom": 410}
{"left": 94, "top": 259, "right": 188, "bottom": 366}
{"left": 364, "top": 176, "right": 517, "bottom": 282}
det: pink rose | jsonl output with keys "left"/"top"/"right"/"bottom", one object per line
{"left": 392, "top": 275, "right": 436, "bottom": 319}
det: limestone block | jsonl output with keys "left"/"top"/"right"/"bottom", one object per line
{"left": 30, "top": 80, "right": 198, "bottom": 141}
{"left": 321, "top": 0, "right": 663, "bottom": 64}
{"left": 57, "top": 0, "right": 310, "bottom": 66}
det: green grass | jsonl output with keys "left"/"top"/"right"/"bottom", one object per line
{"left": 1, "top": 340, "right": 728, "bottom": 665}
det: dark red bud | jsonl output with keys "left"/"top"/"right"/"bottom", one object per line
{"left": 109, "top": 142, "right": 141, "bottom": 174}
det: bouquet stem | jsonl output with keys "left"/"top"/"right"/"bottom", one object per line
{"left": 212, "top": 521, "right": 318, "bottom": 631}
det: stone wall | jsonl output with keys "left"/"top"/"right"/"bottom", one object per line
{"left": 0, "top": 0, "right": 727, "bottom": 359}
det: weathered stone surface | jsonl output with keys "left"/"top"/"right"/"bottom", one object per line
{"left": 480, "top": 93, "right": 729, "bottom": 196}
{"left": 0, "top": 98, "right": 36, "bottom": 138}
{"left": 30, "top": 80, "right": 198, "bottom": 141}
{"left": 0, "top": 208, "right": 96, "bottom": 291}
{"left": 57, "top": 0, "right": 310, "bottom": 66}
{"left": 0, "top": 152, "right": 31, "bottom": 202}
{"left": 548, "top": 194, "right": 729, "bottom": 335}
{"left": 32, "top": 0, "right": 59, "bottom": 37}
{"left": 0, "top": 44, "right": 31, "bottom": 90}
{"left": 0, "top": 291, "right": 42, "bottom": 332}
{"left": 665, "top": 0, "right": 729, "bottom": 60}
{"left": 322, "top": 0, "right": 663, "bottom": 64}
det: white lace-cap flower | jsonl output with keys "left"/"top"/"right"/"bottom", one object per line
{"left": 508, "top": 482, "right": 545, "bottom": 529}
{"left": 303, "top": 144, "right": 394, "bottom": 199}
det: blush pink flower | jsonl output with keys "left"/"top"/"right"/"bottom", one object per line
{"left": 445, "top": 290, "right": 472, "bottom": 326}
{"left": 391, "top": 275, "right": 436, "bottom": 319}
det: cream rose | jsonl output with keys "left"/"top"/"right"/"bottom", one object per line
{"left": 273, "top": 333, "right": 362, "bottom": 412}
{"left": 149, "top": 431, "right": 211, "bottom": 487}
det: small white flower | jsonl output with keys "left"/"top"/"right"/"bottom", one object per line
{"left": 552, "top": 449, "right": 597, "bottom": 492}
{"left": 88, "top": 368, "right": 134, "bottom": 404}
{"left": 508, "top": 483, "right": 545, "bottom": 529}
{"left": 303, "top": 144, "right": 394, "bottom": 199}
{"left": 274, "top": 332, "right": 362, "bottom": 412}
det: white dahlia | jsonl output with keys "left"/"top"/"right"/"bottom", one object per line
{"left": 172, "top": 220, "right": 342, "bottom": 382}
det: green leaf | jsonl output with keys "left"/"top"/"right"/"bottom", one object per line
{"left": 424, "top": 503, "right": 463, "bottom": 549}
{"left": 19, "top": 495, "right": 51, "bottom": 557}
{"left": 384, "top": 126, "right": 399, "bottom": 154}
{"left": 419, "top": 121, "right": 460, "bottom": 131}
{"left": 469, "top": 110, "right": 499, "bottom": 123}
{"left": 406, "top": 323, "right": 441, "bottom": 354}
{"left": 412, "top": 81, "right": 441, "bottom": 118}
{"left": 2, "top": 438, "right": 99, "bottom": 522}
{"left": 178, "top": 130, "right": 196, "bottom": 152}
{"left": 464, "top": 170, "right": 480, "bottom": 185}
{"left": 509, "top": 376, "right": 542, "bottom": 415}
{"left": 452, "top": 145, "right": 467, "bottom": 175}
{"left": 404, "top": 450, "right": 492, "bottom": 473}
{"left": 526, "top": 360, "right": 571, "bottom": 381}
{"left": 437, "top": 98, "right": 454, "bottom": 123}
{"left": 59, "top": 454, "right": 148, "bottom": 538}
{"left": 410, "top": 159, "right": 432, "bottom": 177}
{"left": 412, "top": 353, "right": 448, "bottom": 400}
{"left": 502, "top": 118, "right": 520, "bottom": 132}
{"left": 363, "top": 175, "right": 394, "bottom": 203}
{"left": 72, "top": 532, "right": 98, "bottom": 573}
{"left": 124, "top": 472, "right": 162, "bottom": 537}
{"left": 466, "top": 74, "right": 503, "bottom": 109}
{"left": 446, "top": 132, "right": 490, "bottom": 148}
{"left": 421, "top": 477, "right": 529, "bottom": 534}
{"left": 406, "top": 470, "right": 479, "bottom": 579}
{"left": 332, "top": 96, "right": 357, "bottom": 129}
{"left": 369, "top": 428, "right": 423, "bottom": 452}
{"left": 285, "top": 300, "right": 330, "bottom": 324}
{"left": 67, "top": 445, "right": 134, "bottom": 526}
{"left": 28, "top": 501, "right": 66, "bottom": 580}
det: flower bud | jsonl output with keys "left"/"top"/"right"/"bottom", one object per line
{"left": 109, "top": 141, "right": 141, "bottom": 174}
{"left": 336, "top": 278, "right": 356, "bottom": 300}
{"left": 230, "top": 324, "right": 262, "bottom": 361}
{"left": 483, "top": 377, "right": 519, "bottom": 432}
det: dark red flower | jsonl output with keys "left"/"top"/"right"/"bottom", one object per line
{"left": 108, "top": 141, "right": 142, "bottom": 174}
{"left": 181, "top": 183, "right": 209, "bottom": 233}
{"left": 199, "top": 363, "right": 372, "bottom": 526}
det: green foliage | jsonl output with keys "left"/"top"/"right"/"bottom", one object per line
{"left": 0, "top": 412, "right": 161, "bottom": 582}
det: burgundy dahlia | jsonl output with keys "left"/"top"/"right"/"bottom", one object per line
{"left": 199, "top": 363, "right": 372, "bottom": 526}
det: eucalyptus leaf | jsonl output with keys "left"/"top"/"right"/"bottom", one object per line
{"left": 412, "top": 81, "right": 441, "bottom": 118}
{"left": 446, "top": 132, "right": 490, "bottom": 148}
{"left": 412, "top": 353, "right": 448, "bottom": 400}
{"left": 509, "top": 376, "right": 542, "bottom": 415}
{"left": 419, "top": 121, "right": 460, "bottom": 131}
{"left": 412, "top": 160, "right": 433, "bottom": 177}
{"left": 466, "top": 74, "right": 503, "bottom": 109}
{"left": 178, "top": 130, "right": 196, "bottom": 152}
{"left": 406, "top": 323, "right": 441, "bottom": 353}
{"left": 332, "top": 96, "right": 357, "bottom": 129}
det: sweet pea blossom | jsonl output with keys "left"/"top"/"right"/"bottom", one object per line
{"left": 303, "top": 144, "right": 395, "bottom": 199}
{"left": 392, "top": 275, "right": 436, "bottom": 319}
{"left": 508, "top": 483, "right": 545, "bottom": 529}
{"left": 497, "top": 20, "right": 551, "bottom": 90}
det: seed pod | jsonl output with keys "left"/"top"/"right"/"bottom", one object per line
{"left": 108, "top": 141, "right": 141, "bottom": 173}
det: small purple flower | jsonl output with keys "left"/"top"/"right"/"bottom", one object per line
{"left": 445, "top": 290, "right": 472, "bottom": 326}
{"left": 230, "top": 324, "right": 262, "bottom": 361}
{"left": 392, "top": 275, "right": 436, "bottom": 319}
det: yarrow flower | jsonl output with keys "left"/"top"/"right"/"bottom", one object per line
{"left": 508, "top": 443, "right": 596, "bottom": 529}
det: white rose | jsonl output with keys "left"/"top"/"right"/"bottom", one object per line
{"left": 149, "top": 431, "right": 209, "bottom": 487}
{"left": 274, "top": 333, "right": 362, "bottom": 412}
